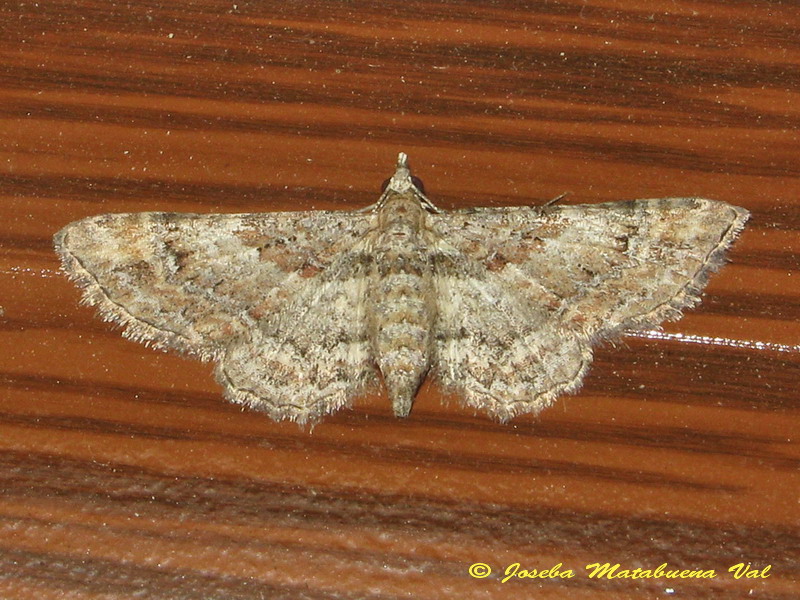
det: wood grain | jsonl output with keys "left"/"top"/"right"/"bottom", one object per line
{"left": 1, "top": 0, "right": 798, "bottom": 598}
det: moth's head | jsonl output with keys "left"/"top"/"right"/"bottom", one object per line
{"left": 381, "top": 152, "right": 426, "bottom": 196}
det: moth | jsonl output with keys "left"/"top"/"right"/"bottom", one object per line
{"left": 55, "top": 153, "right": 749, "bottom": 424}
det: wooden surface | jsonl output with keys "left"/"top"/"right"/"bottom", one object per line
{"left": 1, "top": 1, "right": 798, "bottom": 598}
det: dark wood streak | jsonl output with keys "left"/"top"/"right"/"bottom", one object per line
{"left": 3, "top": 364, "right": 798, "bottom": 471}
{"left": 4, "top": 75, "right": 800, "bottom": 130}
{"left": 0, "top": 87, "right": 795, "bottom": 175}
{"left": 733, "top": 250, "right": 800, "bottom": 271}
{"left": 0, "top": 174, "right": 351, "bottom": 205}
{"left": 0, "top": 450, "right": 782, "bottom": 558}
{"left": 0, "top": 548, "right": 346, "bottom": 600}
{"left": 701, "top": 291, "right": 800, "bottom": 321}
{"left": 0, "top": 450, "right": 797, "bottom": 598}
{"left": 0, "top": 409, "right": 746, "bottom": 491}
{"left": 591, "top": 342, "right": 800, "bottom": 406}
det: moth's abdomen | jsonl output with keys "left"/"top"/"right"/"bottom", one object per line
{"left": 368, "top": 247, "right": 435, "bottom": 418}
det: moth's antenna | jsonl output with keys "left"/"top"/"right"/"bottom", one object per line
{"left": 543, "top": 192, "right": 568, "bottom": 208}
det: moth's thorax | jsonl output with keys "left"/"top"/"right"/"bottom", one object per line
{"left": 368, "top": 190, "right": 435, "bottom": 418}
{"left": 375, "top": 191, "right": 429, "bottom": 234}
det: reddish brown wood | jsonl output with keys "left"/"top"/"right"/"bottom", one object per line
{"left": 1, "top": 1, "right": 798, "bottom": 598}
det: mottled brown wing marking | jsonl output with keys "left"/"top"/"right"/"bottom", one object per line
{"left": 429, "top": 198, "right": 748, "bottom": 419}
{"left": 431, "top": 243, "right": 592, "bottom": 421}
{"left": 431, "top": 198, "right": 749, "bottom": 340}
{"left": 55, "top": 211, "right": 374, "bottom": 361}
{"left": 217, "top": 240, "right": 379, "bottom": 424}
